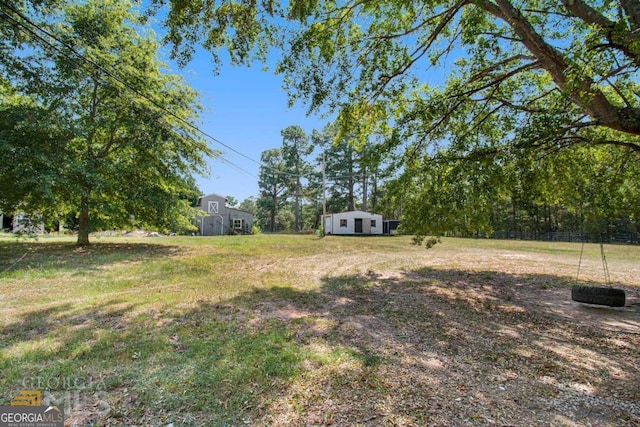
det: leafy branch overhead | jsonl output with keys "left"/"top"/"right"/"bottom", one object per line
{"left": 154, "top": 0, "right": 640, "bottom": 240}
{"left": 155, "top": 0, "right": 640, "bottom": 154}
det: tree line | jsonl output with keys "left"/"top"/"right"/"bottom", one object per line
{"left": 241, "top": 122, "right": 639, "bottom": 240}
{"left": 249, "top": 123, "right": 393, "bottom": 233}
{"left": 3, "top": 0, "right": 639, "bottom": 244}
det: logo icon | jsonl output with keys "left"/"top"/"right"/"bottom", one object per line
{"left": 10, "top": 390, "right": 41, "bottom": 407}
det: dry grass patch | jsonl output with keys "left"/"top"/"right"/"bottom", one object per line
{"left": 0, "top": 235, "right": 638, "bottom": 426}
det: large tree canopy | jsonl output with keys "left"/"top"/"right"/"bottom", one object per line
{"left": 0, "top": 0, "right": 213, "bottom": 244}
{"left": 154, "top": 0, "right": 640, "bottom": 238}
{"left": 154, "top": 1, "right": 640, "bottom": 150}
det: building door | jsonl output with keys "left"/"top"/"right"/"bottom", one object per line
{"left": 362, "top": 218, "right": 371, "bottom": 234}
{"left": 355, "top": 218, "right": 363, "bottom": 233}
{"left": 1, "top": 215, "right": 12, "bottom": 231}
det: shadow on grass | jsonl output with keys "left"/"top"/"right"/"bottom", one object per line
{"left": 0, "top": 241, "right": 183, "bottom": 274}
{"left": 1, "top": 265, "right": 639, "bottom": 426}
{"left": 227, "top": 268, "right": 640, "bottom": 425}
{"left": 0, "top": 297, "right": 305, "bottom": 426}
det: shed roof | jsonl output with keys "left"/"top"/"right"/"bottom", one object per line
{"left": 199, "top": 193, "right": 227, "bottom": 200}
{"left": 325, "top": 210, "right": 382, "bottom": 217}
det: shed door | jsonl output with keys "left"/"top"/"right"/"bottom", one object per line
{"left": 355, "top": 218, "right": 363, "bottom": 233}
{"left": 362, "top": 218, "right": 371, "bottom": 234}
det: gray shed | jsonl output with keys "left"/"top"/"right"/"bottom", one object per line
{"left": 195, "top": 193, "right": 253, "bottom": 235}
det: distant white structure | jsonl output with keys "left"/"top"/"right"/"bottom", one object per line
{"left": 0, "top": 212, "right": 44, "bottom": 234}
{"left": 322, "top": 211, "right": 383, "bottom": 235}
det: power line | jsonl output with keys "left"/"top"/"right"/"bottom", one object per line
{"left": 0, "top": 2, "right": 363, "bottom": 184}
{"left": 1, "top": 5, "right": 260, "bottom": 183}
{"left": 212, "top": 153, "right": 257, "bottom": 178}
{"left": 0, "top": 0, "right": 261, "bottom": 174}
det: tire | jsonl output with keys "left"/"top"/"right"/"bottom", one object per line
{"left": 571, "top": 285, "right": 626, "bottom": 307}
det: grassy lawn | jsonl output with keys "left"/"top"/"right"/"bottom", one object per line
{"left": 0, "top": 234, "right": 639, "bottom": 426}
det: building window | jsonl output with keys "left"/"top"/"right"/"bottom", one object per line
{"left": 340, "top": 219, "right": 347, "bottom": 227}
{"left": 371, "top": 220, "right": 376, "bottom": 227}
{"left": 208, "top": 201, "right": 219, "bottom": 213}
{"left": 233, "top": 219, "right": 243, "bottom": 229}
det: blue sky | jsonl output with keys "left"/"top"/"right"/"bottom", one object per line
{"left": 171, "top": 51, "right": 327, "bottom": 203}
{"left": 154, "top": 10, "right": 454, "bottom": 205}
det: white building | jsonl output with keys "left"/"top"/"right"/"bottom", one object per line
{"left": 322, "top": 211, "right": 383, "bottom": 235}
{"left": 1, "top": 212, "right": 44, "bottom": 234}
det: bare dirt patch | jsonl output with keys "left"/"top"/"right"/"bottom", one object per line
{"left": 245, "top": 240, "right": 640, "bottom": 426}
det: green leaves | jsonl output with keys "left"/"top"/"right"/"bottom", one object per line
{"left": 153, "top": 0, "right": 279, "bottom": 69}
{"left": 0, "top": 0, "right": 213, "bottom": 243}
{"left": 257, "top": 148, "right": 290, "bottom": 231}
{"left": 149, "top": 0, "right": 640, "bottom": 239}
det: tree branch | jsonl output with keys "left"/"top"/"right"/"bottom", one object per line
{"left": 468, "top": 54, "right": 536, "bottom": 83}
{"left": 560, "top": 0, "right": 640, "bottom": 66}
{"left": 559, "top": 0, "right": 614, "bottom": 28}
{"left": 371, "top": 13, "right": 446, "bottom": 42}
{"left": 456, "top": 59, "right": 541, "bottom": 99}
{"left": 492, "top": 97, "right": 547, "bottom": 114}
{"left": 474, "top": 0, "right": 640, "bottom": 137}
{"left": 375, "top": 1, "right": 467, "bottom": 98}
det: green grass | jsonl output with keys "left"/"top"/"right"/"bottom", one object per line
{"left": 0, "top": 234, "right": 393, "bottom": 425}
{"left": 1, "top": 234, "right": 639, "bottom": 426}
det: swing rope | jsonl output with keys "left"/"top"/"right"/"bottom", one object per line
{"left": 576, "top": 235, "right": 612, "bottom": 286}
{"left": 576, "top": 240, "right": 585, "bottom": 281}
{"left": 600, "top": 240, "right": 611, "bottom": 285}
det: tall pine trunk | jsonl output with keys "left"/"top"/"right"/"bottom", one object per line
{"left": 361, "top": 165, "right": 367, "bottom": 211}
{"left": 294, "top": 173, "right": 301, "bottom": 232}
{"left": 270, "top": 183, "right": 277, "bottom": 232}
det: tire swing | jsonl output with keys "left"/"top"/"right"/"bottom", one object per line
{"left": 571, "top": 240, "right": 626, "bottom": 307}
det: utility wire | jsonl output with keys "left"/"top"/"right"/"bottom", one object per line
{"left": 0, "top": 0, "right": 260, "bottom": 173}
{"left": 0, "top": 2, "right": 371, "bottom": 184}
{"left": 1, "top": 4, "right": 259, "bottom": 183}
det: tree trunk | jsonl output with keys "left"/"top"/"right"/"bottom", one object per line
{"left": 294, "top": 180, "right": 301, "bottom": 232}
{"left": 270, "top": 201, "right": 276, "bottom": 232}
{"left": 348, "top": 179, "right": 355, "bottom": 211}
{"left": 362, "top": 165, "right": 367, "bottom": 212}
{"left": 348, "top": 148, "right": 355, "bottom": 211}
{"left": 77, "top": 79, "right": 98, "bottom": 246}
{"left": 511, "top": 195, "right": 517, "bottom": 238}
{"left": 270, "top": 183, "right": 277, "bottom": 232}
{"left": 371, "top": 172, "right": 378, "bottom": 211}
{"left": 77, "top": 194, "right": 90, "bottom": 246}
{"left": 270, "top": 206, "right": 276, "bottom": 232}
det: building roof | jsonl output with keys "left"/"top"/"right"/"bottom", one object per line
{"left": 325, "top": 210, "right": 382, "bottom": 216}
{"left": 199, "top": 193, "right": 228, "bottom": 200}
{"left": 196, "top": 193, "right": 227, "bottom": 208}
